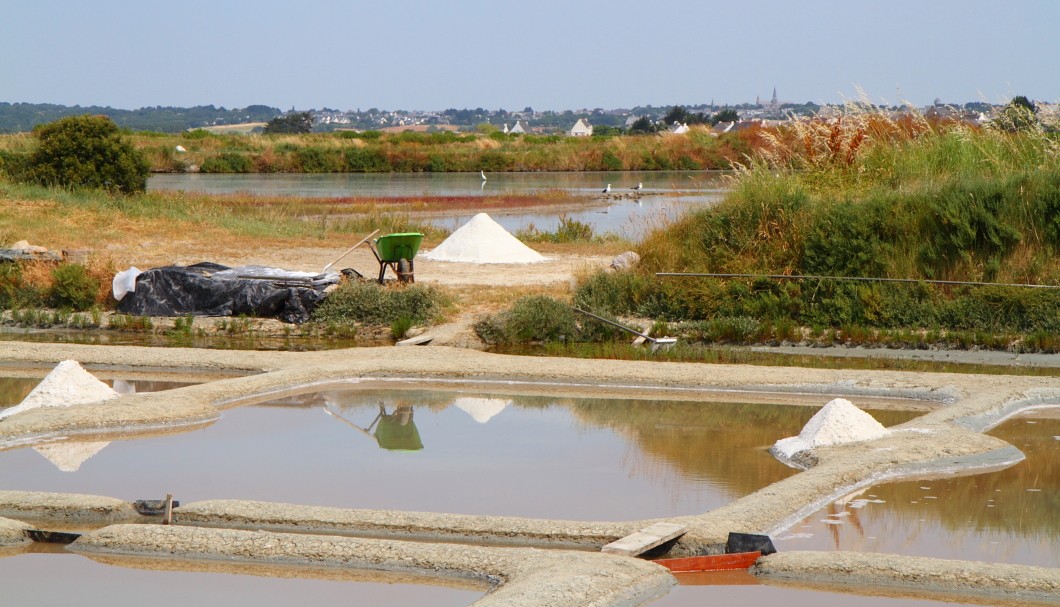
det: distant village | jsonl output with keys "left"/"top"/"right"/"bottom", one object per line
{"left": 305, "top": 90, "right": 1057, "bottom": 137}
{"left": 0, "top": 92, "right": 1055, "bottom": 135}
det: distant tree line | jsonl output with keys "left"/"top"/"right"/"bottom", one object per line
{"left": 0, "top": 102, "right": 281, "bottom": 134}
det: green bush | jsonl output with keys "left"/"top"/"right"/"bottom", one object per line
{"left": 474, "top": 295, "right": 576, "bottom": 344}
{"left": 0, "top": 262, "right": 22, "bottom": 309}
{"left": 311, "top": 282, "right": 446, "bottom": 326}
{"left": 295, "top": 147, "right": 343, "bottom": 172}
{"left": 200, "top": 152, "right": 253, "bottom": 173}
{"left": 49, "top": 263, "right": 100, "bottom": 310}
{"left": 344, "top": 147, "right": 390, "bottom": 172}
{"left": 24, "top": 115, "right": 150, "bottom": 193}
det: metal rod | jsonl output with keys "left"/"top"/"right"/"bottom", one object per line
{"left": 573, "top": 307, "right": 652, "bottom": 340}
{"left": 655, "top": 273, "right": 1060, "bottom": 290}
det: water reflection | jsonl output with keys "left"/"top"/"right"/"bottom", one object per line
{"left": 147, "top": 171, "right": 728, "bottom": 238}
{"left": 2, "top": 386, "right": 855, "bottom": 520}
{"left": 0, "top": 551, "right": 481, "bottom": 607}
{"left": 774, "top": 411, "right": 1060, "bottom": 567}
{"left": 325, "top": 403, "right": 424, "bottom": 452}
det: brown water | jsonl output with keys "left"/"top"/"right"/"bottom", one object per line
{"left": 0, "top": 376, "right": 193, "bottom": 411}
{"left": 0, "top": 551, "right": 481, "bottom": 606}
{"left": 0, "top": 383, "right": 916, "bottom": 520}
{"left": 647, "top": 578, "right": 1003, "bottom": 606}
{"left": 773, "top": 410, "right": 1060, "bottom": 567}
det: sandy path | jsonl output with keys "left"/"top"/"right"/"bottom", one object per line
{"left": 108, "top": 242, "right": 611, "bottom": 287}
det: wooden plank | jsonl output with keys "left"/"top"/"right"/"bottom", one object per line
{"left": 601, "top": 522, "right": 687, "bottom": 556}
{"left": 163, "top": 493, "right": 174, "bottom": 525}
{"left": 396, "top": 334, "right": 433, "bottom": 346}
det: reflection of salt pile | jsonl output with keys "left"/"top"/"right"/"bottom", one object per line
{"left": 0, "top": 360, "right": 120, "bottom": 472}
{"left": 0, "top": 360, "right": 119, "bottom": 421}
{"left": 423, "top": 213, "right": 546, "bottom": 264}
{"left": 34, "top": 441, "right": 111, "bottom": 472}
{"left": 452, "top": 397, "right": 509, "bottom": 423}
{"left": 772, "top": 398, "right": 888, "bottom": 460}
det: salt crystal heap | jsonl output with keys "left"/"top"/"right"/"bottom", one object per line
{"left": 424, "top": 213, "right": 545, "bottom": 264}
{"left": 772, "top": 398, "right": 888, "bottom": 460}
{"left": 0, "top": 360, "right": 119, "bottom": 421}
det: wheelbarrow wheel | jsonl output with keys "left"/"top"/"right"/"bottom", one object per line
{"left": 397, "top": 258, "right": 413, "bottom": 283}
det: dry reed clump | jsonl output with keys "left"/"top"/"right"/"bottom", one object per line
{"left": 18, "top": 261, "right": 56, "bottom": 294}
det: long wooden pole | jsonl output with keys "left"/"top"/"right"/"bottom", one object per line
{"left": 323, "top": 229, "right": 380, "bottom": 273}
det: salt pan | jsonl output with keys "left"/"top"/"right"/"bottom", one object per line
{"left": 772, "top": 397, "right": 888, "bottom": 460}
{"left": 423, "top": 213, "right": 545, "bottom": 264}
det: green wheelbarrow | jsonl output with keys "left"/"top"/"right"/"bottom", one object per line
{"left": 369, "top": 232, "right": 423, "bottom": 284}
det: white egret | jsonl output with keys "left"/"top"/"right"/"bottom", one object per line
{"left": 480, "top": 170, "right": 487, "bottom": 181}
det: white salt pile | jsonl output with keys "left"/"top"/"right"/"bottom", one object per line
{"left": 423, "top": 213, "right": 546, "bottom": 264}
{"left": 0, "top": 360, "right": 119, "bottom": 421}
{"left": 772, "top": 397, "right": 888, "bottom": 460}
{"left": 452, "top": 397, "right": 509, "bottom": 424}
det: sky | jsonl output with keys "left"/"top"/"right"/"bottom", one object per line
{"left": 2, "top": 0, "right": 1058, "bottom": 112}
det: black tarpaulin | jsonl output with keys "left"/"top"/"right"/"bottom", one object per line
{"left": 115, "top": 262, "right": 337, "bottom": 324}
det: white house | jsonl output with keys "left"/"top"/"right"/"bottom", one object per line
{"left": 670, "top": 122, "right": 690, "bottom": 135}
{"left": 510, "top": 120, "right": 527, "bottom": 134}
{"left": 568, "top": 118, "right": 593, "bottom": 137}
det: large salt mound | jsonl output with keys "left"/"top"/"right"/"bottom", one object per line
{"left": 772, "top": 398, "right": 888, "bottom": 460}
{"left": 0, "top": 360, "right": 119, "bottom": 421}
{"left": 423, "top": 213, "right": 545, "bottom": 264}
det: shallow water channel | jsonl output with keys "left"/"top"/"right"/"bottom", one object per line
{"left": 3, "top": 384, "right": 912, "bottom": 520}
{"left": 1, "top": 549, "right": 482, "bottom": 607}
{"left": 1, "top": 377, "right": 1049, "bottom": 606}
{"left": 148, "top": 171, "right": 727, "bottom": 238}
{"left": 773, "top": 410, "right": 1060, "bottom": 568}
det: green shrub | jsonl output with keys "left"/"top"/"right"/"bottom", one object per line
{"left": 0, "top": 262, "right": 21, "bottom": 309}
{"left": 311, "top": 282, "right": 446, "bottom": 326}
{"left": 295, "top": 147, "right": 343, "bottom": 172}
{"left": 49, "top": 263, "right": 99, "bottom": 311}
{"left": 200, "top": 152, "right": 253, "bottom": 173}
{"left": 474, "top": 295, "right": 576, "bottom": 344}
{"left": 25, "top": 115, "right": 150, "bottom": 193}
{"left": 344, "top": 147, "right": 390, "bottom": 172}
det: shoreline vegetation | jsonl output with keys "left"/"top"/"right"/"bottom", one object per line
{"left": 2, "top": 104, "right": 1060, "bottom": 363}
{"left": 1, "top": 126, "right": 759, "bottom": 174}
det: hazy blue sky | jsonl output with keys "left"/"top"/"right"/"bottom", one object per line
{"left": 2, "top": 0, "right": 1057, "bottom": 111}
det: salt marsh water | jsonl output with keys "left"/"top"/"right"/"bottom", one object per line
{"left": 148, "top": 171, "right": 727, "bottom": 238}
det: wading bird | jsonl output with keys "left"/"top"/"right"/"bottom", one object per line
{"left": 480, "top": 170, "right": 487, "bottom": 181}
{"left": 602, "top": 184, "right": 611, "bottom": 193}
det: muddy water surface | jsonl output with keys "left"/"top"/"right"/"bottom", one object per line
{"left": 648, "top": 579, "right": 1001, "bottom": 606}
{"left": 0, "top": 384, "right": 917, "bottom": 520}
{"left": 773, "top": 410, "right": 1060, "bottom": 567}
{"left": 0, "top": 551, "right": 480, "bottom": 607}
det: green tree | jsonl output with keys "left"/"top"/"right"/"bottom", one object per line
{"left": 711, "top": 108, "right": 739, "bottom": 124}
{"left": 628, "top": 116, "right": 657, "bottom": 135}
{"left": 263, "top": 111, "right": 314, "bottom": 134}
{"left": 25, "top": 115, "right": 149, "bottom": 194}
{"left": 664, "top": 106, "right": 689, "bottom": 125}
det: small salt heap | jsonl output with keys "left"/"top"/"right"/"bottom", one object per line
{"left": 772, "top": 398, "right": 888, "bottom": 460}
{"left": 424, "top": 213, "right": 545, "bottom": 264}
{"left": 0, "top": 360, "right": 119, "bottom": 421}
